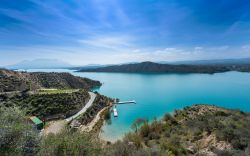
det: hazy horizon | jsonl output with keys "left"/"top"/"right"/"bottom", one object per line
{"left": 3, "top": 57, "right": 250, "bottom": 67}
{"left": 1, "top": 0, "right": 250, "bottom": 66}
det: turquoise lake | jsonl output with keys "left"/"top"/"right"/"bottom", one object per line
{"left": 26, "top": 69, "right": 250, "bottom": 141}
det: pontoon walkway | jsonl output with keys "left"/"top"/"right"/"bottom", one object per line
{"left": 116, "top": 100, "right": 136, "bottom": 104}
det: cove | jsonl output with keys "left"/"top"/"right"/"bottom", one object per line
{"left": 25, "top": 69, "right": 250, "bottom": 141}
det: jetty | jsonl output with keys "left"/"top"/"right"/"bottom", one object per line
{"left": 116, "top": 100, "right": 136, "bottom": 104}
{"left": 112, "top": 100, "right": 136, "bottom": 117}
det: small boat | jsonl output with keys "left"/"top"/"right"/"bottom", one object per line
{"left": 113, "top": 108, "right": 118, "bottom": 117}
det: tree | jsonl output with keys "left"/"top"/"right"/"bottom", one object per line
{"left": 131, "top": 118, "right": 147, "bottom": 133}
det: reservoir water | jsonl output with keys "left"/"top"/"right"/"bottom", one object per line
{"left": 25, "top": 69, "right": 250, "bottom": 141}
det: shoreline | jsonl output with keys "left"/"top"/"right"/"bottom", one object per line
{"left": 79, "top": 103, "right": 114, "bottom": 143}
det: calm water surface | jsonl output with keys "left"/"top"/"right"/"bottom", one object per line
{"left": 25, "top": 69, "right": 250, "bottom": 141}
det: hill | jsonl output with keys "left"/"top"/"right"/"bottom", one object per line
{"left": 105, "top": 105, "right": 250, "bottom": 155}
{"left": 78, "top": 61, "right": 250, "bottom": 74}
{"left": 0, "top": 69, "right": 101, "bottom": 92}
{"left": 78, "top": 61, "right": 231, "bottom": 74}
{"left": 0, "top": 89, "right": 90, "bottom": 119}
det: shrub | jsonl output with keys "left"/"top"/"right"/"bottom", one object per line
{"left": 103, "top": 108, "right": 111, "bottom": 121}
{"left": 39, "top": 129, "right": 101, "bottom": 156}
{"left": 0, "top": 107, "right": 40, "bottom": 156}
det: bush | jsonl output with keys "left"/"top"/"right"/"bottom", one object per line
{"left": 103, "top": 140, "right": 152, "bottom": 156}
{"left": 139, "top": 122, "right": 150, "bottom": 138}
{"left": 39, "top": 129, "right": 101, "bottom": 156}
{"left": 164, "top": 113, "right": 178, "bottom": 125}
{"left": 103, "top": 108, "right": 111, "bottom": 121}
{"left": 216, "top": 128, "right": 235, "bottom": 142}
{"left": 0, "top": 107, "right": 40, "bottom": 156}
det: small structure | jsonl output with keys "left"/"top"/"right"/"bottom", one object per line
{"left": 29, "top": 116, "right": 44, "bottom": 130}
{"left": 70, "top": 120, "right": 81, "bottom": 129}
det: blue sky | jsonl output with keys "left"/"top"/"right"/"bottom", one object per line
{"left": 1, "top": 0, "right": 250, "bottom": 65}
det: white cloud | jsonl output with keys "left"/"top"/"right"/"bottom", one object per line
{"left": 91, "top": 0, "right": 131, "bottom": 27}
{"left": 194, "top": 47, "right": 203, "bottom": 50}
{"left": 132, "top": 49, "right": 141, "bottom": 53}
{"left": 2, "top": 43, "right": 250, "bottom": 66}
{"left": 210, "top": 45, "right": 229, "bottom": 51}
{"left": 164, "top": 48, "right": 178, "bottom": 51}
{"left": 104, "top": 45, "right": 250, "bottom": 63}
{"left": 78, "top": 36, "right": 134, "bottom": 50}
{"left": 242, "top": 44, "right": 250, "bottom": 50}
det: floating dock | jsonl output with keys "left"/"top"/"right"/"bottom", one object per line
{"left": 112, "top": 100, "right": 136, "bottom": 117}
{"left": 116, "top": 100, "right": 136, "bottom": 104}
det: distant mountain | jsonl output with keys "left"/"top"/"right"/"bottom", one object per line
{"left": 78, "top": 61, "right": 233, "bottom": 74}
{"left": 69, "top": 64, "right": 108, "bottom": 70}
{"left": 70, "top": 62, "right": 138, "bottom": 71}
{"left": 6, "top": 59, "right": 73, "bottom": 69}
{"left": 166, "top": 58, "right": 250, "bottom": 65}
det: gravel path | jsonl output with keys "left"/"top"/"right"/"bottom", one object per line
{"left": 81, "top": 107, "right": 107, "bottom": 132}
{"left": 43, "top": 120, "right": 66, "bottom": 135}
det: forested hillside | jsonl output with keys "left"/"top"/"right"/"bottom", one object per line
{"left": 0, "top": 89, "right": 90, "bottom": 119}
